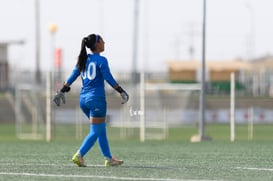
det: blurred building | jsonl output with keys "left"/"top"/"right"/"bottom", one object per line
{"left": 167, "top": 57, "right": 273, "bottom": 96}
{"left": 251, "top": 55, "right": 273, "bottom": 70}
{"left": 0, "top": 41, "right": 24, "bottom": 91}
{"left": 250, "top": 55, "right": 273, "bottom": 96}
{"left": 167, "top": 59, "right": 251, "bottom": 82}
{"left": 0, "top": 43, "right": 9, "bottom": 91}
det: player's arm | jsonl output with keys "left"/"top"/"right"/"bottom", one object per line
{"left": 100, "top": 58, "right": 129, "bottom": 104}
{"left": 65, "top": 66, "right": 81, "bottom": 86}
{"left": 60, "top": 65, "right": 81, "bottom": 92}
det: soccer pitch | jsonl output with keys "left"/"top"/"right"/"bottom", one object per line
{"left": 1, "top": 124, "right": 273, "bottom": 181}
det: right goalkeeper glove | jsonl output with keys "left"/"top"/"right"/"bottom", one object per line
{"left": 53, "top": 85, "right": 70, "bottom": 106}
{"left": 115, "top": 86, "right": 129, "bottom": 104}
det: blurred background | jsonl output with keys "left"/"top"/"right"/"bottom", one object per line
{"left": 0, "top": 0, "right": 273, "bottom": 141}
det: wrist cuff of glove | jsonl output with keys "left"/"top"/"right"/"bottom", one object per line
{"left": 60, "top": 85, "right": 70, "bottom": 93}
{"left": 115, "top": 86, "right": 124, "bottom": 94}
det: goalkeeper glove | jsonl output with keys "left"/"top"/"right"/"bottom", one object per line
{"left": 53, "top": 85, "right": 70, "bottom": 106}
{"left": 115, "top": 86, "right": 129, "bottom": 104}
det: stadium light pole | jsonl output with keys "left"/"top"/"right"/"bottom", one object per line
{"left": 131, "top": 0, "right": 143, "bottom": 141}
{"left": 35, "top": 0, "right": 41, "bottom": 85}
{"left": 200, "top": 0, "right": 206, "bottom": 140}
{"left": 48, "top": 23, "right": 57, "bottom": 69}
{"left": 191, "top": 0, "right": 210, "bottom": 142}
{"left": 47, "top": 23, "right": 57, "bottom": 142}
{"left": 132, "top": 0, "right": 139, "bottom": 84}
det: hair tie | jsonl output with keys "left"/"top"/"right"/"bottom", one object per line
{"left": 95, "top": 35, "right": 99, "bottom": 43}
{"left": 84, "top": 37, "right": 88, "bottom": 44}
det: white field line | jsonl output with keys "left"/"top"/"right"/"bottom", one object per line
{"left": 0, "top": 163, "right": 103, "bottom": 167}
{"left": 236, "top": 167, "right": 273, "bottom": 171}
{"left": 0, "top": 163, "right": 223, "bottom": 181}
{"left": 0, "top": 172, "right": 221, "bottom": 181}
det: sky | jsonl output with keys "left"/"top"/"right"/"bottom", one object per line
{"left": 1, "top": 0, "right": 273, "bottom": 73}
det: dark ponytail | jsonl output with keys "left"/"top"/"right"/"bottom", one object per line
{"left": 77, "top": 34, "right": 100, "bottom": 72}
{"left": 77, "top": 38, "right": 88, "bottom": 72}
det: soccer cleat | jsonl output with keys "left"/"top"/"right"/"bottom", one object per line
{"left": 104, "top": 156, "right": 124, "bottom": 167}
{"left": 72, "top": 151, "right": 86, "bottom": 167}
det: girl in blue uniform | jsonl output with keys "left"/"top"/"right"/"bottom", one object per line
{"left": 54, "top": 34, "right": 129, "bottom": 167}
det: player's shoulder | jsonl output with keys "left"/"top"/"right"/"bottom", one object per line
{"left": 97, "top": 54, "right": 108, "bottom": 64}
{"left": 99, "top": 54, "right": 107, "bottom": 61}
{"left": 90, "top": 53, "right": 106, "bottom": 60}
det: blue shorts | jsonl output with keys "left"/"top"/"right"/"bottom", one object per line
{"left": 79, "top": 95, "right": 107, "bottom": 118}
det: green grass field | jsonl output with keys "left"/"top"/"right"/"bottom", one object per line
{"left": 1, "top": 123, "right": 273, "bottom": 181}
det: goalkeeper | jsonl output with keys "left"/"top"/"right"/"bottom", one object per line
{"left": 53, "top": 34, "right": 129, "bottom": 167}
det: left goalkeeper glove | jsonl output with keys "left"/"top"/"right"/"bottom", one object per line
{"left": 53, "top": 85, "right": 70, "bottom": 106}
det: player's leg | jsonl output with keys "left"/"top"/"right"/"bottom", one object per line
{"left": 97, "top": 122, "right": 112, "bottom": 158}
{"left": 79, "top": 124, "right": 98, "bottom": 156}
{"left": 88, "top": 100, "right": 112, "bottom": 161}
{"left": 72, "top": 97, "right": 97, "bottom": 167}
{"left": 78, "top": 97, "right": 101, "bottom": 156}
{"left": 72, "top": 124, "right": 98, "bottom": 167}
{"left": 98, "top": 122, "right": 124, "bottom": 166}
{"left": 78, "top": 97, "right": 98, "bottom": 156}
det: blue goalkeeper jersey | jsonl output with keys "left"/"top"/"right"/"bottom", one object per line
{"left": 66, "top": 53, "right": 118, "bottom": 98}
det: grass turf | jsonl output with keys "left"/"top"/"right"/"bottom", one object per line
{"left": 1, "top": 124, "right": 273, "bottom": 181}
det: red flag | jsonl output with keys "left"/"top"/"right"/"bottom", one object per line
{"left": 55, "top": 48, "right": 62, "bottom": 68}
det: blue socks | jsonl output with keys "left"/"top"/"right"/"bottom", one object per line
{"left": 97, "top": 124, "right": 112, "bottom": 158}
{"left": 79, "top": 123, "right": 112, "bottom": 159}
